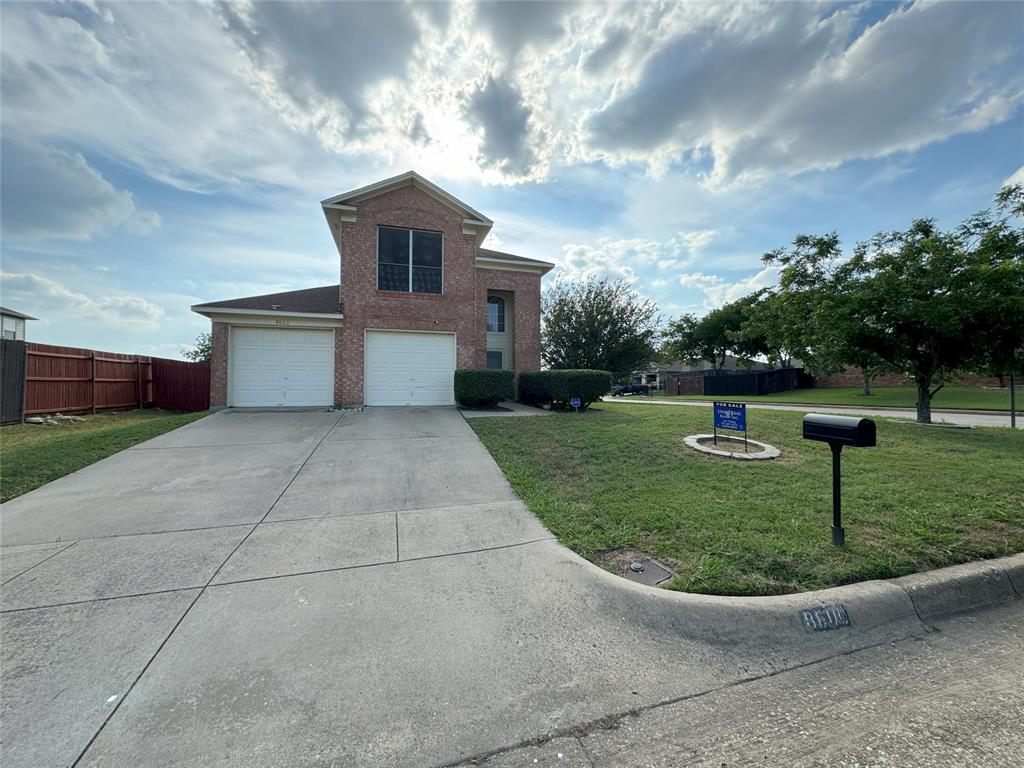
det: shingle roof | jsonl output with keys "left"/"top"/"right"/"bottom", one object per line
{"left": 478, "top": 248, "right": 554, "bottom": 271}
{"left": 192, "top": 285, "right": 341, "bottom": 314}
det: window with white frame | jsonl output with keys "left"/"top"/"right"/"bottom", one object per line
{"left": 377, "top": 226, "right": 442, "bottom": 293}
{"left": 487, "top": 295, "right": 505, "bottom": 332}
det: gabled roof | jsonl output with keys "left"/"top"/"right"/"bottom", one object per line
{"left": 321, "top": 171, "right": 494, "bottom": 245}
{"left": 477, "top": 248, "right": 555, "bottom": 274}
{"left": 192, "top": 285, "right": 341, "bottom": 317}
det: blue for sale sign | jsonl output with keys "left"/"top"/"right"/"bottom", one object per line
{"left": 713, "top": 402, "right": 747, "bottom": 432}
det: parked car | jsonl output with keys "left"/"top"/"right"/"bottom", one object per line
{"left": 611, "top": 384, "right": 653, "bottom": 396}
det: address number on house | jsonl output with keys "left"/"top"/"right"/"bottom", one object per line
{"left": 274, "top": 319, "right": 291, "bottom": 326}
{"left": 800, "top": 604, "right": 852, "bottom": 632}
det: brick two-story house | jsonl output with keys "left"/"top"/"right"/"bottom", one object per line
{"left": 192, "top": 172, "right": 553, "bottom": 408}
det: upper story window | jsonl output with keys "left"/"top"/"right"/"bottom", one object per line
{"left": 378, "top": 226, "right": 442, "bottom": 294}
{"left": 487, "top": 295, "right": 505, "bottom": 332}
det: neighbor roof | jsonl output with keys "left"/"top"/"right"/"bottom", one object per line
{"left": 192, "top": 285, "right": 341, "bottom": 315}
{"left": 478, "top": 248, "right": 555, "bottom": 274}
{"left": 0, "top": 306, "right": 37, "bottom": 320}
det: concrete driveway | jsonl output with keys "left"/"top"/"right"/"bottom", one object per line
{"left": 0, "top": 408, "right": 1014, "bottom": 766}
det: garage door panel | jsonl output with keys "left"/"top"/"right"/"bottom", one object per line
{"left": 364, "top": 331, "right": 454, "bottom": 406}
{"left": 230, "top": 327, "right": 334, "bottom": 407}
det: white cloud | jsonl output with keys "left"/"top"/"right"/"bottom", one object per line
{"left": 3, "top": 1, "right": 1017, "bottom": 193}
{"left": 1, "top": 137, "right": 159, "bottom": 240}
{"left": 1005, "top": 166, "right": 1024, "bottom": 187}
{"left": 583, "top": 2, "right": 1023, "bottom": 186}
{"left": 0, "top": 2, "right": 325, "bottom": 192}
{"left": 677, "top": 265, "right": 778, "bottom": 310}
{"left": 1, "top": 272, "right": 166, "bottom": 330}
{"left": 555, "top": 228, "right": 719, "bottom": 285}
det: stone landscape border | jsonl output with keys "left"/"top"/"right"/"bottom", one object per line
{"left": 683, "top": 433, "right": 780, "bottom": 460}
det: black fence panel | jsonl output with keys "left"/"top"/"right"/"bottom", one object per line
{"left": 702, "top": 368, "right": 812, "bottom": 396}
{"left": 1, "top": 339, "right": 27, "bottom": 425}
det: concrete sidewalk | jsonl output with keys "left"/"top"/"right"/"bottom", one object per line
{"left": 603, "top": 396, "right": 1023, "bottom": 428}
{"left": 1, "top": 407, "right": 1020, "bottom": 767}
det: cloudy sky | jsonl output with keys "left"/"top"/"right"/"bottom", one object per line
{"left": 1, "top": 0, "right": 1022, "bottom": 357}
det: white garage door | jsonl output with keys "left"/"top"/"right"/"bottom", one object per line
{"left": 230, "top": 327, "right": 334, "bottom": 407}
{"left": 364, "top": 331, "right": 455, "bottom": 406}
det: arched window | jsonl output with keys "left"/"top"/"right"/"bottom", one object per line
{"left": 487, "top": 296, "right": 505, "bottom": 332}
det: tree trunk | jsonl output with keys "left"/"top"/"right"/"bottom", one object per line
{"left": 915, "top": 381, "right": 932, "bottom": 424}
{"left": 862, "top": 370, "right": 872, "bottom": 396}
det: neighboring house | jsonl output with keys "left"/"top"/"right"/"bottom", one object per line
{"left": 0, "top": 306, "right": 35, "bottom": 341}
{"left": 634, "top": 355, "right": 771, "bottom": 388}
{"left": 192, "top": 172, "right": 554, "bottom": 408}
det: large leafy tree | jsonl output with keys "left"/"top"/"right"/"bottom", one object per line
{"left": 837, "top": 186, "right": 1023, "bottom": 423}
{"left": 759, "top": 233, "right": 889, "bottom": 394}
{"left": 662, "top": 296, "right": 759, "bottom": 371}
{"left": 541, "top": 278, "right": 660, "bottom": 380}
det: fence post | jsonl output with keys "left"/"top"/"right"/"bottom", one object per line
{"left": 136, "top": 358, "right": 142, "bottom": 409}
{"left": 90, "top": 350, "right": 97, "bottom": 414}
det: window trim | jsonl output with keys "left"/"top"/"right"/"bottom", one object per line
{"left": 377, "top": 226, "right": 443, "bottom": 294}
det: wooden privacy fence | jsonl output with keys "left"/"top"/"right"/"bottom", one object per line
{"left": 25, "top": 342, "right": 153, "bottom": 415}
{"left": 1, "top": 340, "right": 27, "bottom": 425}
{"left": 0, "top": 342, "right": 211, "bottom": 421}
{"left": 151, "top": 357, "right": 210, "bottom": 412}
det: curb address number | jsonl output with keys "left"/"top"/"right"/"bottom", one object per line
{"left": 800, "top": 604, "right": 851, "bottom": 633}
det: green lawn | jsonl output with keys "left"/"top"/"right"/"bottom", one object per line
{"left": 468, "top": 403, "right": 1024, "bottom": 596}
{"left": 0, "top": 409, "right": 207, "bottom": 503}
{"left": 649, "top": 385, "right": 1017, "bottom": 412}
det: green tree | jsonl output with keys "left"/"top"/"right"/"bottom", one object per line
{"left": 182, "top": 331, "right": 213, "bottom": 363}
{"left": 761, "top": 232, "right": 890, "bottom": 394}
{"left": 840, "top": 186, "right": 1023, "bottom": 423}
{"left": 957, "top": 185, "right": 1024, "bottom": 417}
{"left": 541, "top": 278, "right": 660, "bottom": 381}
{"left": 663, "top": 298, "right": 755, "bottom": 372}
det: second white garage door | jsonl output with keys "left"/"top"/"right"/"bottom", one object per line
{"left": 364, "top": 331, "right": 455, "bottom": 406}
{"left": 230, "top": 327, "right": 334, "bottom": 407}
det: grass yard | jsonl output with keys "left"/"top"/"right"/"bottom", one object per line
{"left": 650, "top": 385, "right": 1016, "bottom": 412}
{"left": 469, "top": 403, "right": 1024, "bottom": 596}
{"left": 0, "top": 409, "right": 207, "bottom": 503}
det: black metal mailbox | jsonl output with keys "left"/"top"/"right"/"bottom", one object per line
{"left": 802, "top": 414, "right": 876, "bottom": 447}
{"left": 802, "top": 414, "right": 877, "bottom": 547}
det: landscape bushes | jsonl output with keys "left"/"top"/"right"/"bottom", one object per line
{"left": 518, "top": 369, "right": 612, "bottom": 409}
{"left": 454, "top": 368, "right": 516, "bottom": 407}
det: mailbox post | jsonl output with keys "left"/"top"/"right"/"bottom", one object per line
{"left": 802, "top": 414, "right": 877, "bottom": 547}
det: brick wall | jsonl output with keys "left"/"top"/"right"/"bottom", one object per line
{"left": 475, "top": 268, "right": 542, "bottom": 373}
{"left": 210, "top": 321, "right": 228, "bottom": 407}
{"left": 329, "top": 184, "right": 481, "bottom": 406}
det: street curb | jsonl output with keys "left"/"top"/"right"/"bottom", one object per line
{"left": 888, "top": 553, "right": 1023, "bottom": 621}
{"left": 555, "top": 543, "right": 1023, "bottom": 657}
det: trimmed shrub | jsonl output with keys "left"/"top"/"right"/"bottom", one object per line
{"left": 517, "top": 369, "right": 612, "bottom": 409}
{"left": 454, "top": 368, "right": 515, "bottom": 407}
